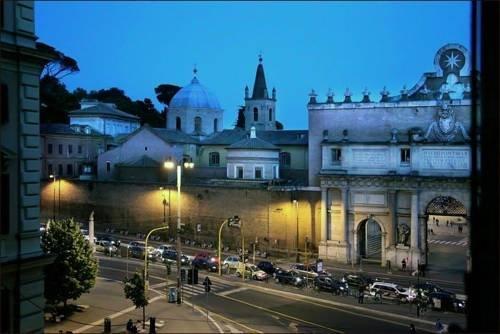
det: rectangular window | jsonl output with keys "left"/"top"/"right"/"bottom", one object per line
{"left": 58, "top": 164, "right": 63, "bottom": 176}
{"left": 106, "top": 161, "right": 111, "bottom": 172}
{"left": 48, "top": 164, "right": 53, "bottom": 176}
{"left": 255, "top": 167, "right": 263, "bottom": 179}
{"left": 78, "top": 145, "right": 82, "bottom": 154}
{"left": 68, "top": 145, "right": 73, "bottom": 155}
{"left": 1, "top": 84, "right": 8, "bottom": 124}
{"left": 48, "top": 143, "right": 53, "bottom": 154}
{"left": 66, "top": 164, "right": 73, "bottom": 176}
{"left": 331, "top": 148, "right": 342, "bottom": 164}
{"left": 0, "top": 173, "right": 10, "bottom": 234}
{"left": 58, "top": 144, "right": 63, "bottom": 155}
{"left": 236, "top": 166, "right": 243, "bottom": 179}
{"left": 209, "top": 152, "right": 220, "bottom": 167}
{"left": 400, "top": 148, "right": 411, "bottom": 164}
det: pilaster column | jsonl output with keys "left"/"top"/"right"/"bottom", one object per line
{"left": 410, "top": 191, "right": 419, "bottom": 249}
{"left": 388, "top": 190, "right": 397, "bottom": 246}
{"left": 321, "top": 188, "right": 327, "bottom": 242}
{"left": 340, "top": 187, "right": 349, "bottom": 242}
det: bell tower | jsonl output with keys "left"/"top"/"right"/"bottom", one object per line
{"left": 244, "top": 55, "right": 277, "bottom": 130}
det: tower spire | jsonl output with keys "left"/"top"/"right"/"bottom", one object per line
{"left": 252, "top": 54, "right": 268, "bottom": 99}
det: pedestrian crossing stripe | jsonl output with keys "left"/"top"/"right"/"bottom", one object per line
{"left": 428, "top": 239, "right": 468, "bottom": 246}
{"left": 180, "top": 281, "right": 234, "bottom": 297}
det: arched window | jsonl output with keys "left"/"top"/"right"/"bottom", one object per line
{"left": 213, "top": 118, "right": 218, "bottom": 132}
{"left": 176, "top": 117, "right": 181, "bottom": 130}
{"left": 279, "top": 152, "right": 291, "bottom": 167}
{"left": 253, "top": 107, "right": 258, "bottom": 121}
{"left": 194, "top": 116, "right": 202, "bottom": 132}
{"left": 269, "top": 108, "right": 273, "bottom": 121}
{"left": 209, "top": 152, "right": 220, "bottom": 166}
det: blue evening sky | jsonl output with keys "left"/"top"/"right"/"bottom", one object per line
{"left": 35, "top": 1, "right": 470, "bottom": 130}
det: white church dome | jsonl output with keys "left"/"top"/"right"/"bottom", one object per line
{"left": 169, "top": 76, "right": 221, "bottom": 110}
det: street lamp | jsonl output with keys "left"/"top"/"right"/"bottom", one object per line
{"left": 49, "top": 174, "right": 57, "bottom": 221}
{"left": 164, "top": 157, "right": 194, "bottom": 304}
{"left": 293, "top": 199, "right": 300, "bottom": 262}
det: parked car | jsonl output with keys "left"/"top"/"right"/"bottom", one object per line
{"left": 313, "top": 275, "right": 349, "bottom": 295}
{"left": 223, "top": 256, "right": 243, "bottom": 270}
{"left": 162, "top": 249, "right": 190, "bottom": 266}
{"left": 257, "top": 261, "right": 276, "bottom": 275}
{"left": 98, "top": 235, "right": 121, "bottom": 247}
{"left": 368, "top": 282, "right": 416, "bottom": 303}
{"left": 341, "top": 273, "right": 374, "bottom": 288}
{"left": 428, "top": 291, "right": 467, "bottom": 313}
{"left": 98, "top": 240, "right": 118, "bottom": 256}
{"left": 274, "top": 269, "right": 306, "bottom": 287}
{"left": 154, "top": 244, "right": 175, "bottom": 257}
{"left": 236, "top": 264, "right": 268, "bottom": 280}
{"left": 413, "top": 282, "right": 453, "bottom": 296}
{"left": 290, "top": 263, "right": 320, "bottom": 279}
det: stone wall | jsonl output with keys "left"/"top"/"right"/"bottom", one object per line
{"left": 40, "top": 180, "right": 321, "bottom": 251}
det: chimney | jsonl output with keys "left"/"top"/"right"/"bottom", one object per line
{"left": 250, "top": 126, "right": 257, "bottom": 139}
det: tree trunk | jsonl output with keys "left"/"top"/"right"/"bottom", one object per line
{"left": 142, "top": 306, "right": 145, "bottom": 329}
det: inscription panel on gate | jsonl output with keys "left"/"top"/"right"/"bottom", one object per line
{"left": 352, "top": 149, "right": 389, "bottom": 168}
{"left": 421, "top": 149, "right": 470, "bottom": 170}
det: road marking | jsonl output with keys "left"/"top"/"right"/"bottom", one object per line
{"left": 225, "top": 324, "right": 243, "bottom": 333}
{"left": 216, "top": 293, "right": 344, "bottom": 333}
{"left": 204, "top": 307, "right": 263, "bottom": 334}
{"left": 218, "top": 287, "right": 248, "bottom": 296}
{"left": 72, "top": 295, "right": 163, "bottom": 333}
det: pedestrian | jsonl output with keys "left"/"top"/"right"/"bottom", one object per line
{"left": 358, "top": 285, "right": 365, "bottom": 304}
{"left": 126, "top": 319, "right": 133, "bottom": 333}
{"left": 435, "top": 319, "right": 444, "bottom": 334}
{"left": 458, "top": 225, "right": 463, "bottom": 233}
{"left": 401, "top": 258, "right": 407, "bottom": 272}
{"left": 433, "top": 217, "right": 435, "bottom": 224}
{"left": 409, "top": 323, "right": 416, "bottom": 334}
{"left": 436, "top": 219, "right": 439, "bottom": 226}
{"left": 446, "top": 220, "right": 449, "bottom": 227}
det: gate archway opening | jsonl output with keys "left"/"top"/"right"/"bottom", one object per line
{"left": 424, "top": 196, "right": 468, "bottom": 272}
{"left": 357, "top": 218, "right": 382, "bottom": 262}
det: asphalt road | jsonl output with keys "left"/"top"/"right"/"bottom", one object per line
{"left": 96, "top": 254, "right": 466, "bottom": 333}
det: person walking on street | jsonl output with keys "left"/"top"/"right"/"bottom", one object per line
{"left": 126, "top": 319, "right": 133, "bottom": 334}
{"left": 409, "top": 323, "right": 416, "bottom": 334}
{"left": 435, "top": 319, "right": 444, "bottom": 334}
{"left": 402, "top": 258, "right": 407, "bottom": 271}
{"left": 358, "top": 285, "right": 365, "bottom": 304}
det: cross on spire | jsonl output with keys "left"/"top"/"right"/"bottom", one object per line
{"left": 193, "top": 64, "right": 198, "bottom": 77}
{"left": 258, "top": 52, "right": 263, "bottom": 64}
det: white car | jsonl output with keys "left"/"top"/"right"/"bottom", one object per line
{"left": 236, "top": 263, "right": 268, "bottom": 280}
{"left": 369, "top": 282, "right": 416, "bottom": 302}
{"left": 223, "top": 255, "right": 243, "bottom": 270}
{"left": 155, "top": 244, "right": 175, "bottom": 257}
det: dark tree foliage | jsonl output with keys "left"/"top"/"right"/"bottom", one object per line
{"left": 40, "top": 75, "right": 79, "bottom": 124}
{"left": 154, "top": 84, "right": 182, "bottom": 106}
{"left": 235, "top": 106, "right": 246, "bottom": 129}
{"left": 40, "top": 44, "right": 79, "bottom": 80}
{"left": 276, "top": 121, "right": 284, "bottom": 130}
{"left": 42, "top": 219, "right": 98, "bottom": 309}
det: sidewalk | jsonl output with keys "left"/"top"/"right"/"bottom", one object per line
{"left": 44, "top": 278, "right": 219, "bottom": 333}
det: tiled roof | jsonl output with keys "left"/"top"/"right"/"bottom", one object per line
{"left": 201, "top": 129, "right": 308, "bottom": 146}
{"left": 227, "top": 136, "right": 279, "bottom": 150}
{"left": 151, "top": 128, "right": 200, "bottom": 144}
{"left": 69, "top": 103, "right": 140, "bottom": 120}
{"left": 40, "top": 123, "right": 104, "bottom": 136}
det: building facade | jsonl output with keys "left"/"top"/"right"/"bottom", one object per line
{"left": 40, "top": 123, "right": 110, "bottom": 180}
{"left": 0, "top": 1, "right": 56, "bottom": 332}
{"left": 308, "top": 43, "right": 472, "bottom": 269}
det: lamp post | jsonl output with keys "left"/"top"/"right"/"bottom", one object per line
{"left": 49, "top": 174, "right": 57, "bottom": 221}
{"left": 293, "top": 199, "right": 300, "bottom": 262}
{"left": 164, "top": 158, "right": 194, "bottom": 304}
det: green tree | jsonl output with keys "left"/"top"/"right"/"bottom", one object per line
{"left": 40, "top": 75, "right": 80, "bottom": 124}
{"left": 276, "top": 121, "right": 284, "bottom": 130}
{"left": 123, "top": 272, "right": 148, "bottom": 327}
{"left": 154, "top": 84, "right": 181, "bottom": 106}
{"left": 41, "top": 219, "right": 98, "bottom": 309}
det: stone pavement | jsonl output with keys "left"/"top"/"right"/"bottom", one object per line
{"left": 44, "top": 278, "right": 219, "bottom": 333}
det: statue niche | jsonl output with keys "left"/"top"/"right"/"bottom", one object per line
{"left": 397, "top": 223, "right": 410, "bottom": 246}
